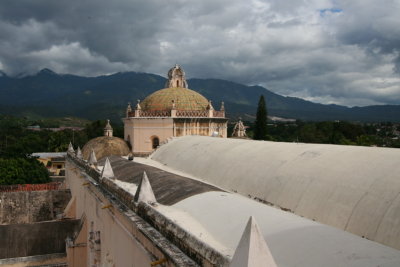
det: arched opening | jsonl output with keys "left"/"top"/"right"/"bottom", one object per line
{"left": 176, "top": 80, "right": 179, "bottom": 87}
{"left": 152, "top": 136, "right": 159, "bottom": 149}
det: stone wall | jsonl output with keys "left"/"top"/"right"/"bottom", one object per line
{"left": 0, "top": 253, "right": 67, "bottom": 267}
{"left": 0, "top": 190, "right": 71, "bottom": 224}
{"left": 0, "top": 219, "right": 80, "bottom": 259}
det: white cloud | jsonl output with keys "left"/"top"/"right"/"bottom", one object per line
{"left": 0, "top": 0, "right": 399, "bottom": 106}
{"left": 27, "top": 42, "right": 131, "bottom": 76}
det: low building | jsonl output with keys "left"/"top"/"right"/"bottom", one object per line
{"left": 0, "top": 175, "right": 74, "bottom": 267}
{"left": 32, "top": 152, "right": 67, "bottom": 176}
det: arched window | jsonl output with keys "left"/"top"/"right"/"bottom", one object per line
{"left": 152, "top": 136, "right": 159, "bottom": 149}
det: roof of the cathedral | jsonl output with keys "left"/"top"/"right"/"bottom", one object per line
{"left": 82, "top": 136, "right": 130, "bottom": 160}
{"left": 150, "top": 135, "right": 400, "bottom": 251}
{"left": 140, "top": 87, "right": 209, "bottom": 111}
{"left": 92, "top": 155, "right": 400, "bottom": 266}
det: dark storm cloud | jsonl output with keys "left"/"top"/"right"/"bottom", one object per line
{"left": 0, "top": 0, "right": 399, "bottom": 106}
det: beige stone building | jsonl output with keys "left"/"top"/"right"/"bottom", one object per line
{"left": 61, "top": 137, "right": 400, "bottom": 267}
{"left": 123, "top": 64, "right": 228, "bottom": 156}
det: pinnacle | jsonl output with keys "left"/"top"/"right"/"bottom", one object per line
{"left": 76, "top": 147, "right": 83, "bottom": 159}
{"left": 230, "top": 216, "right": 277, "bottom": 267}
{"left": 134, "top": 171, "right": 157, "bottom": 204}
{"left": 101, "top": 157, "right": 115, "bottom": 179}
{"left": 88, "top": 149, "right": 97, "bottom": 165}
{"left": 67, "top": 142, "right": 75, "bottom": 153}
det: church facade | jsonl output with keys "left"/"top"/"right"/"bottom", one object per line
{"left": 123, "top": 65, "right": 228, "bottom": 156}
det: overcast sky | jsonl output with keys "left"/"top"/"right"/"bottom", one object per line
{"left": 0, "top": 0, "right": 399, "bottom": 107}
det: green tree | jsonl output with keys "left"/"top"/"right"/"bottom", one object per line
{"left": 0, "top": 157, "right": 50, "bottom": 185}
{"left": 253, "top": 95, "right": 268, "bottom": 140}
{"left": 84, "top": 120, "right": 105, "bottom": 139}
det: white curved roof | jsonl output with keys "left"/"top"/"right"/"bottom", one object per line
{"left": 150, "top": 136, "right": 400, "bottom": 250}
{"left": 162, "top": 191, "right": 400, "bottom": 267}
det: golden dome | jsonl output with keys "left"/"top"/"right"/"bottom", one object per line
{"left": 141, "top": 87, "right": 209, "bottom": 111}
{"left": 82, "top": 136, "right": 130, "bottom": 160}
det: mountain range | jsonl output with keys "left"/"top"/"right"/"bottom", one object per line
{"left": 1, "top": 68, "right": 400, "bottom": 123}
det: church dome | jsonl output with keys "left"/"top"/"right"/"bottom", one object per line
{"left": 141, "top": 87, "right": 208, "bottom": 111}
{"left": 140, "top": 64, "right": 209, "bottom": 111}
{"left": 82, "top": 136, "right": 130, "bottom": 160}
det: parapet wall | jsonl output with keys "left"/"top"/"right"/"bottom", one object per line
{"left": 0, "top": 189, "right": 71, "bottom": 224}
{"left": 66, "top": 152, "right": 229, "bottom": 266}
{"left": 0, "top": 253, "right": 67, "bottom": 267}
{"left": 0, "top": 219, "right": 80, "bottom": 259}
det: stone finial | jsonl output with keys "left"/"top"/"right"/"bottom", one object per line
{"left": 171, "top": 100, "right": 177, "bottom": 117}
{"left": 126, "top": 102, "right": 132, "bottom": 117}
{"left": 76, "top": 147, "right": 83, "bottom": 159}
{"left": 220, "top": 101, "right": 225, "bottom": 111}
{"left": 135, "top": 99, "right": 142, "bottom": 110}
{"left": 68, "top": 142, "right": 75, "bottom": 153}
{"left": 88, "top": 149, "right": 98, "bottom": 166}
{"left": 230, "top": 216, "right": 277, "bottom": 267}
{"left": 104, "top": 119, "right": 113, "bottom": 137}
{"left": 207, "top": 100, "right": 214, "bottom": 110}
{"left": 134, "top": 171, "right": 157, "bottom": 204}
{"left": 134, "top": 100, "right": 142, "bottom": 117}
{"left": 101, "top": 157, "right": 115, "bottom": 180}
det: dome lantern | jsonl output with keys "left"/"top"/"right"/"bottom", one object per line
{"left": 165, "top": 64, "right": 188, "bottom": 89}
{"left": 104, "top": 120, "right": 113, "bottom": 137}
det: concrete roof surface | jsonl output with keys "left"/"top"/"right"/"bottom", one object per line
{"left": 150, "top": 136, "right": 400, "bottom": 250}
{"left": 99, "top": 156, "right": 221, "bottom": 205}
{"left": 94, "top": 153, "right": 400, "bottom": 266}
{"left": 170, "top": 191, "right": 400, "bottom": 267}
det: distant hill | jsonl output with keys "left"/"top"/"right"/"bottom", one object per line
{"left": 1, "top": 68, "right": 400, "bottom": 123}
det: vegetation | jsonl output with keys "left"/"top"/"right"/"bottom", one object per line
{"left": 0, "top": 115, "right": 123, "bottom": 185}
{"left": 1, "top": 113, "right": 400, "bottom": 185}
{"left": 0, "top": 157, "right": 49, "bottom": 185}
{"left": 244, "top": 120, "right": 400, "bottom": 148}
{"left": 253, "top": 95, "right": 268, "bottom": 140}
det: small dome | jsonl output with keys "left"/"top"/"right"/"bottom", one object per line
{"left": 141, "top": 87, "right": 209, "bottom": 111}
{"left": 82, "top": 136, "right": 130, "bottom": 160}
